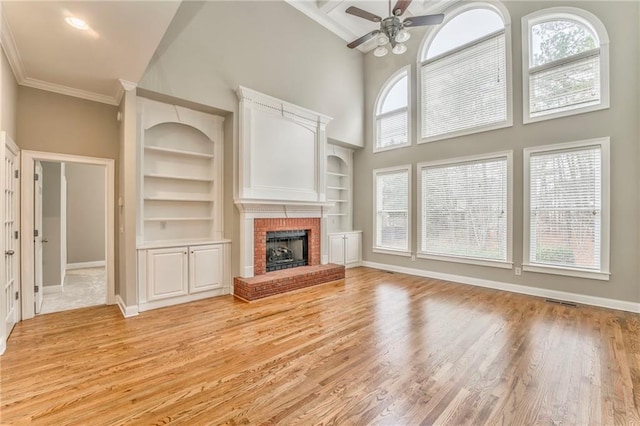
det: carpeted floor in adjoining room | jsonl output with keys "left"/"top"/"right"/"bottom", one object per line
{"left": 40, "top": 267, "right": 106, "bottom": 314}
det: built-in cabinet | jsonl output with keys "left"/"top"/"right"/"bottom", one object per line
{"left": 326, "top": 144, "right": 361, "bottom": 267}
{"left": 136, "top": 98, "right": 231, "bottom": 311}
{"left": 328, "top": 231, "right": 362, "bottom": 267}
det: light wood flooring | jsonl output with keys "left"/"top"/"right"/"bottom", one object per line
{"left": 1, "top": 267, "right": 639, "bottom": 425}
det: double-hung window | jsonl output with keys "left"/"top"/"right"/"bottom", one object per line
{"left": 419, "top": 4, "right": 512, "bottom": 142}
{"left": 374, "top": 67, "right": 410, "bottom": 152}
{"left": 418, "top": 152, "right": 512, "bottom": 268}
{"left": 373, "top": 165, "right": 411, "bottom": 255}
{"left": 523, "top": 138, "right": 610, "bottom": 280}
{"left": 523, "top": 8, "right": 610, "bottom": 122}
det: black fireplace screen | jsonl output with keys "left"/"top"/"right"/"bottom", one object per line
{"left": 266, "top": 230, "right": 308, "bottom": 272}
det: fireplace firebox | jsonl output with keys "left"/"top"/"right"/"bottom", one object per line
{"left": 266, "top": 230, "right": 308, "bottom": 272}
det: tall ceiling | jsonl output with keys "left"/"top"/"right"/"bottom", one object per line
{"left": 1, "top": 1, "right": 181, "bottom": 105}
{"left": 0, "top": 0, "right": 448, "bottom": 106}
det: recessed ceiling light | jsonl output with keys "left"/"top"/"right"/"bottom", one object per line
{"left": 65, "top": 16, "right": 89, "bottom": 31}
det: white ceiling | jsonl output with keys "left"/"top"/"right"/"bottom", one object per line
{"left": 1, "top": 1, "right": 181, "bottom": 105}
{"left": 286, "top": 0, "right": 451, "bottom": 52}
{"left": 0, "top": 0, "right": 448, "bottom": 106}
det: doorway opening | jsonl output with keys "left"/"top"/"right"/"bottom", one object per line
{"left": 37, "top": 161, "right": 108, "bottom": 314}
{"left": 21, "top": 151, "right": 115, "bottom": 320}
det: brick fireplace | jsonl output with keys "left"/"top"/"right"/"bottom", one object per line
{"left": 253, "top": 218, "right": 320, "bottom": 276}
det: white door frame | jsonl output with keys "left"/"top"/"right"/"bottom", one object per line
{"left": 21, "top": 151, "right": 115, "bottom": 320}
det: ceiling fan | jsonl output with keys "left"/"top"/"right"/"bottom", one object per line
{"left": 346, "top": 0, "right": 444, "bottom": 56}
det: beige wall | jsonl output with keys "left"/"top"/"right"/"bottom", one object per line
{"left": 1, "top": 48, "right": 17, "bottom": 140}
{"left": 16, "top": 86, "right": 121, "bottom": 292}
{"left": 355, "top": 1, "right": 640, "bottom": 304}
{"left": 42, "top": 162, "right": 62, "bottom": 286}
{"left": 66, "top": 163, "right": 105, "bottom": 264}
{"left": 140, "top": 1, "right": 364, "bottom": 147}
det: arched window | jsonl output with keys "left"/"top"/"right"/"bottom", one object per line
{"left": 374, "top": 67, "right": 410, "bottom": 152}
{"left": 523, "top": 8, "right": 609, "bottom": 122}
{"left": 418, "top": 3, "right": 512, "bottom": 141}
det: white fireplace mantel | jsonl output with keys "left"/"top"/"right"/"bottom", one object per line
{"left": 236, "top": 86, "right": 332, "bottom": 204}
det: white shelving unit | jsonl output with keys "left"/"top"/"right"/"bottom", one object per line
{"left": 326, "top": 145, "right": 353, "bottom": 234}
{"left": 136, "top": 97, "right": 230, "bottom": 311}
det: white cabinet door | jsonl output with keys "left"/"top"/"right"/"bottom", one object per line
{"left": 147, "top": 247, "right": 188, "bottom": 301}
{"left": 329, "top": 234, "right": 346, "bottom": 265}
{"left": 189, "top": 245, "right": 223, "bottom": 293}
{"left": 345, "top": 233, "right": 361, "bottom": 265}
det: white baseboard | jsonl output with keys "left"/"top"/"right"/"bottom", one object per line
{"left": 43, "top": 285, "right": 63, "bottom": 294}
{"left": 66, "top": 261, "right": 106, "bottom": 270}
{"left": 116, "top": 295, "right": 139, "bottom": 318}
{"left": 0, "top": 338, "right": 6, "bottom": 355}
{"left": 361, "top": 261, "right": 640, "bottom": 314}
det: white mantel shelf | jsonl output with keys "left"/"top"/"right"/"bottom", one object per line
{"left": 234, "top": 199, "right": 335, "bottom": 213}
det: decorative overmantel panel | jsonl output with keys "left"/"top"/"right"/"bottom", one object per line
{"left": 236, "top": 86, "right": 333, "bottom": 203}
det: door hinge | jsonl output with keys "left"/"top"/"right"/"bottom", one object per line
{"left": 14, "top": 230, "right": 19, "bottom": 239}
{"left": 34, "top": 285, "right": 39, "bottom": 293}
{"left": 15, "top": 291, "right": 19, "bottom": 300}
{"left": 14, "top": 169, "right": 19, "bottom": 179}
{"left": 34, "top": 229, "right": 39, "bottom": 237}
{"left": 34, "top": 173, "right": 39, "bottom": 181}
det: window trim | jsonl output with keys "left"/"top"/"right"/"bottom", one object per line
{"left": 417, "top": 151, "right": 513, "bottom": 269}
{"left": 522, "top": 7, "right": 610, "bottom": 124}
{"left": 373, "top": 66, "right": 411, "bottom": 153}
{"left": 372, "top": 164, "right": 412, "bottom": 256}
{"left": 522, "top": 137, "right": 610, "bottom": 281}
{"left": 416, "top": 1, "right": 513, "bottom": 144}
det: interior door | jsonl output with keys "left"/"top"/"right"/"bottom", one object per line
{"left": 34, "top": 161, "right": 44, "bottom": 314}
{"left": 3, "top": 133, "right": 20, "bottom": 337}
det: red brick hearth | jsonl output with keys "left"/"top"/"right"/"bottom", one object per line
{"left": 234, "top": 217, "right": 344, "bottom": 301}
{"left": 253, "top": 218, "right": 320, "bottom": 276}
{"left": 234, "top": 264, "right": 345, "bottom": 301}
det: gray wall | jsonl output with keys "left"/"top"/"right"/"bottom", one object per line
{"left": 66, "top": 163, "right": 105, "bottom": 264}
{"left": 354, "top": 1, "right": 640, "bottom": 304}
{"left": 1, "top": 48, "right": 17, "bottom": 140}
{"left": 140, "top": 1, "right": 365, "bottom": 277}
{"left": 42, "top": 162, "right": 62, "bottom": 286}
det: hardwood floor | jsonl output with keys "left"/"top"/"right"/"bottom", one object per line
{"left": 1, "top": 267, "right": 639, "bottom": 425}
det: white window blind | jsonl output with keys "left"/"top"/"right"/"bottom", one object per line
{"left": 421, "top": 31, "right": 507, "bottom": 139}
{"left": 530, "top": 51, "right": 600, "bottom": 117}
{"left": 377, "top": 110, "right": 408, "bottom": 149}
{"left": 420, "top": 157, "right": 508, "bottom": 261}
{"left": 375, "top": 169, "right": 409, "bottom": 251}
{"left": 529, "top": 146, "right": 601, "bottom": 270}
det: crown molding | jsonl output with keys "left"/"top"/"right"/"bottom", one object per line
{"left": 21, "top": 77, "right": 119, "bottom": 105}
{"left": 115, "top": 79, "right": 138, "bottom": 105}
{"left": 0, "top": 10, "right": 26, "bottom": 83}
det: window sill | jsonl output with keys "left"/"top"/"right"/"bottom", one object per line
{"left": 524, "top": 102, "right": 609, "bottom": 124}
{"left": 373, "top": 142, "right": 411, "bottom": 154}
{"left": 522, "top": 263, "right": 610, "bottom": 281}
{"left": 417, "top": 253, "right": 513, "bottom": 269}
{"left": 419, "top": 120, "right": 512, "bottom": 144}
{"left": 373, "top": 247, "right": 412, "bottom": 257}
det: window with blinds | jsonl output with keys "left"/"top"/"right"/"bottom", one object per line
{"left": 419, "top": 155, "right": 509, "bottom": 264}
{"left": 528, "top": 145, "right": 602, "bottom": 270}
{"left": 523, "top": 11, "right": 610, "bottom": 122}
{"left": 420, "top": 18, "right": 508, "bottom": 141}
{"left": 374, "top": 167, "right": 410, "bottom": 252}
{"left": 375, "top": 69, "right": 409, "bottom": 152}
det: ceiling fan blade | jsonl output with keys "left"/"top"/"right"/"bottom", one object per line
{"left": 345, "top": 6, "right": 382, "bottom": 23}
{"left": 392, "top": 0, "right": 412, "bottom": 16}
{"left": 403, "top": 13, "right": 445, "bottom": 27}
{"left": 347, "top": 30, "right": 380, "bottom": 49}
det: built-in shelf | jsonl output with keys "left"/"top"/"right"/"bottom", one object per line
{"left": 328, "top": 199, "right": 347, "bottom": 203}
{"left": 145, "top": 145, "right": 214, "bottom": 159}
{"left": 327, "top": 186, "right": 347, "bottom": 190}
{"left": 327, "top": 213, "right": 347, "bottom": 216}
{"left": 327, "top": 171, "right": 348, "bottom": 177}
{"left": 327, "top": 147, "right": 354, "bottom": 234}
{"left": 144, "top": 196, "right": 213, "bottom": 202}
{"left": 145, "top": 217, "right": 213, "bottom": 222}
{"left": 144, "top": 173, "right": 213, "bottom": 182}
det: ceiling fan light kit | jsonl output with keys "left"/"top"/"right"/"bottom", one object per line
{"left": 345, "top": 0, "right": 444, "bottom": 57}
